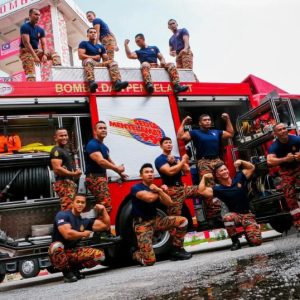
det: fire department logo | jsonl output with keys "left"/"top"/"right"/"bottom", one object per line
{"left": 108, "top": 116, "right": 165, "bottom": 146}
{"left": 237, "top": 183, "right": 242, "bottom": 188}
{"left": 80, "top": 225, "right": 84, "bottom": 232}
{"left": 54, "top": 150, "right": 59, "bottom": 157}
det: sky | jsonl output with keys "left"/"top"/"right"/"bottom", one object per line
{"left": 1, "top": 0, "right": 300, "bottom": 94}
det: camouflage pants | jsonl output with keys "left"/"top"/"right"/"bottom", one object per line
{"left": 48, "top": 242, "right": 105, "bottom": 271}
{"left": 223, "top": 212, "right": 262, "bottom": 246}
{"left": 279, "top": 167, "right": 300, "bottom": 230}
{"left": 85, "top": 175, "right": 112, "bottom": 214}
{"left": 176, "top": 49, "right": 199, "bottom": 82}
{"left": 133, "top": 215, "right": 188, "bottom": 266}
{"left": 54, "top": 179, "right": 77, "bottom": 211}
{"left": 140, "top": 62, "right": 180, "bottom": 85}
{"left": 197, "top": 158, "right": 222, "bottom": 218}
{"left": 101, "top": 35, "right": 116, "bottom": 60}
{"left": 82, "top": 58, "right": 121, "bottom": 83}
{"left": 19, "top": 48, "right": 61, "bottom": 82}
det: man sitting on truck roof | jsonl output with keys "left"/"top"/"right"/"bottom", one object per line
{"left": 78, "top": 28, "right": 129, "bottom": 93}
{"left": 124, "top": 34, "right": 189, "bottom": 94}
{"left": 199, "top": 160, "right": 262, "bottom": 251}
{"left": 48, "top": 193, "right": 109, "bottom": 283}
{"left": 19, "top": 8, "right": 61, "bottom": 81}
{"left": 131, "top": 163, "right": 192, "bottom": 266}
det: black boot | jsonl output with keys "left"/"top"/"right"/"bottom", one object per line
{"left": 94, "top": 230, "right": 122, "bottom": 243}
{"left": 89, "top": 80, "right": 98, "bottom": 93}
{"left": 62, "top": 269, "right": 77, "bottom": 283}
{"left": 170, "top": 246, "right": 193, "bottom": 261}
{"left": 72, "top": 269, "right": 85, "bottom": 280}
{"left": 231, "top": 235, "right": 241, "bottom": 251}
{"left": 114, "top": 80, "right": 129, "bottom": 92}
{"left": 173, "top": 84, "right": 189, "bottom": 94}
{"left": 146, "top": 82, "right": 154, "bottom": 93}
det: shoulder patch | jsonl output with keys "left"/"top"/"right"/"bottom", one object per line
{"left": 98, "top": 48, "right": 102, "bottom": 53}
{"left": 54, "top": 150, "right": 59, "bottom": 157}
{"left": 58, "top": 219, "right": 64, "bottom": 224}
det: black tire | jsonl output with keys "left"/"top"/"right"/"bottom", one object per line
{"left": 269, "top": 216, "right": 293, "bottom": 233}
{"left": 0, "top": 273, "right": 5, "bottom": 283}
{"left": 19, "top": 259, "right": 40, "bottom": 279}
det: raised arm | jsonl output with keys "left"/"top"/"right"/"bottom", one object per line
{"left": 136, "top": 190, "right": 159, "bottom": 203}
{"left": 124, "top": 39, "right": 138, "bottom": 59}
{"left": 58, "top": 224, "right": 91, "bottom": 240}
{"left": 221, "top": 113, "right": 234, "bottom": 139}
{"left": 267, "top": 153, "right": 294, "bottom": 167}
{"left": 177, "top": 116, "right": 192, "bottom": 141}
{"left": 149, "top": 184, "right": 173, "bottom": 207}
{"left": 158, "top": 154, "right": 189, "bottom": 176}
{"left": 51, "top": 159, "right": 82, "bottom": 178}
{"left": 108, "top": 29, "right": 119, "bottom": 51}
{"left": 234, "top": 159, "right": 255, "bottom": 179}
{"left": 198, "top": 173, "right": 214, "bottom": 198}
{"left": 89, "top": 151, "right": 124, "bottom": 174}
{"left": 92, "top": 205, "right": 110, "bottom": 231}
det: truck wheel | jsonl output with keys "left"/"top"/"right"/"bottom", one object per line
{"left": 269, "top": 216, "right": 292, "bottom": 233}
{"left": 0, "top": 273, "right": 5, "bottom": 283}
{"left": 19, "top": 259, "right": 40, "bottom": 279}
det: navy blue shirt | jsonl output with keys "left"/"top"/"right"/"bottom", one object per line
{"left": 85, "top": 138, "right": 110, "bottom": 175}
{"left": 135, "top": 46, "right": 160, "bottom": 64}
{"left": 268, "top": 135, "right": 300, "bottom": 169}
{"left": 78, "top": 41, "right": 106, "bottom": 62}
{"left": 189, "top": 129, "right": 223, "bottom": 159}
{"left": 92, "top": 18, "right": 110, "bottom": 40}
{"left": 20, "top": 22, "right": 45, "bottom": 49}
{"left": 52, "top": 210, "right": 95, "bottom": 249}
{"left": 169, "top": 28, "right": 190, "bottom": 51}
{"left": 131, "top": 183, "right": 158, "bottom": 221}
{"left": 155, "top": 154, "right": 183, "bottom": 186}
{"left": 212, "top": 172, "right": 250, "bottom": 213}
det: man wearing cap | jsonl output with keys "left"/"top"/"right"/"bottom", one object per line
{"left": 168, "top": 19, "right": 199, "bottom": 82}
{"left": 19, "top": 8, "right": 61, "bottom": 81}
{"left": 267, "top": 123, "right": 300, "bottom": 233}
{"left": 177, "top": 113, "right": 234, "bottom": 224}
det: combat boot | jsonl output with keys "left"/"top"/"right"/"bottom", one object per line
{"left": 173, "top": 84, "right": 189, "bottom": 94}
{"left": 146, "top": 82, "right": 154, "bottom": 93}
{"left": 72, "top": 269, "right": 85, "bottom": 280}
{"left": 89, "top": 80, "right": 98, "bottom": 93}
{"left": 114, "top": 80, "right": 129, "bottom": 92}
{"left": 170, "top": 246, "right": 193, "bottom": 261}
{"left": 231, "top": 235, "right": 241, "bottom": 251}
{"left": 93, "top": 230, "right": 122, "bottom": 243}
{"left": 62, "top": 269, "right": 77, "bottom": 283}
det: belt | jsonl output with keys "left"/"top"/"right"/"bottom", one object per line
{"left": 56, "top": 177, "right": 73, "bottom": 182}
{"left": 86, "top": 173, "right": 106, "bottom": 178}
{"left": 176, "top": 47, "right": 190, "bottom": 55}
{"left": 201, "top": 155, "right": 219, "bottom": 160}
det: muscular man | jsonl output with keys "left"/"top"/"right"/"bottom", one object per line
{"left": 267, "top": 123, "right": 300, "bottom": 232}
{"left": 155, "top": 137, "right": 201, "bottom": 217}
{"left": 19, "top": 8, "right": 61, "bottom": 81}
{"left": 86, "top": 11, "right": 119, "bottom": 60}
{"left": 124, "top": 34, "right": 188, "bottom": 94}
{"left": 85, "top": 121, "right": 127, "bottom": 241}
{"left": 48, "top": 194, "right": 109, "bottom": 283}
{"left": 131, "top": 163, "right": 192, "bottom": 266}
{"left": 78, "top": 28, "right": 128, "bottom": 93}
{"left": 50, "top": 128, "right": 82, "bottom": 211}
{"left": 168, "top": 19, "right": 199, "bottom": 82}
{"left": 177, "top": 114, "right": 234, "bottom": 223}
{"left": 199, "top": 160, "right": 262, "bottom": 250}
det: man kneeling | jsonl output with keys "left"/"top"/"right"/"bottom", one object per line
{"left": 131, "top": 163, "right": 192, "bottom": 266}
{"left": 48, "top": 193, "right": 110, "bottom": 282}
{"left": 199, "top": 160, "right": 262, "bottom": 250}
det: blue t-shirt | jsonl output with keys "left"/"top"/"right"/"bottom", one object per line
{"left": 85, "top": 138, "right": 110, "bottom": 175}
{"left": 135, "top": 46, "right": 160, "bottom": 64}
{"left": 155, "top": 154, "right": 183, "bottom": 186}
{"left": 52, "top": 210, "right": 95, "bottom": 249}
{"left": 78, "top": 41, "right": 106, "bottom": 62}
{"left": 212, "top": 172, "right": 250, "bottom": 213}
{"left": 268, "top": 135, "right": 300, "bottom": 169}
{"left": 20, "top": 22, "right": 45, "bottom": 49}
{"left": 189, "top": 129, "right": 223, "bottom": 159}
{"left": 131, "top": 183, "right": 158, "bottom": 221}
{"left": 169, "top": 28, "right": 190, "bottom": 51}
{"left": 92, "top": 18, "right": 111, "bottom": 40}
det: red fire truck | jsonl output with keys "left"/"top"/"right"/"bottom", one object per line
{"left": 0, "top": 68, "right": 298, "bottom": 281}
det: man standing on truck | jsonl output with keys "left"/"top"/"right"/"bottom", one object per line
{"left": 168, "top": 19, "right": 199, "bottom": 82}
{"left": 85, "top": 121, "right": 127, "bottom": 241}
{"left": 50, "top": 128, "right": 82, "bottom": 211}
{"left": 199, "top": 160, "right": 262, "bottom": 250}
{"left": 19, "top": 8, "right": 61, "bottom": 82}
{"left": 124, "top": 34, "right": 189, "bottom": 94}
{"left": 86, "top": 11, "right": 119, "bottom": 60}
{"left": 267, "top": 123, "right": 300, "bottom": 232}
{"left": 48, "top": 193, "right": 109, "bottom": 283}
{"left": 131, "top": 163, "right": 192, "bottom": 266}
{"left": 78, "top": 28, "right": 128, "bottom": 93}
{"left": 177, "top": 114, "right": 234, "bottom": 225}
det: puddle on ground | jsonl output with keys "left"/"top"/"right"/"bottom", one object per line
{"left": 142, "top": 252, "right": 300, "bottom": 300}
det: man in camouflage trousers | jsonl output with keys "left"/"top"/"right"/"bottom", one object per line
{"left": 131, "top": 163, "right": 192, "bottom": 266}
{"left": 78, "top": 28, "right": 128, "bottom": 93}
{"left": 50, "top": 128, "right": 82, "bottom": 211}
{"left": 199, "top": 160, "right": 262, "bottom": 251}
{"left": 124, "top": 34, "right": 189, "bottom": 94}
{"left": 19, "top": 8, "right": 61, "bottom": 81}
{"left": 48, "top": 194, "right": 109, "bottom": 283}
{"left": 267, "top": 123, "right": 300, "bottom": 232}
